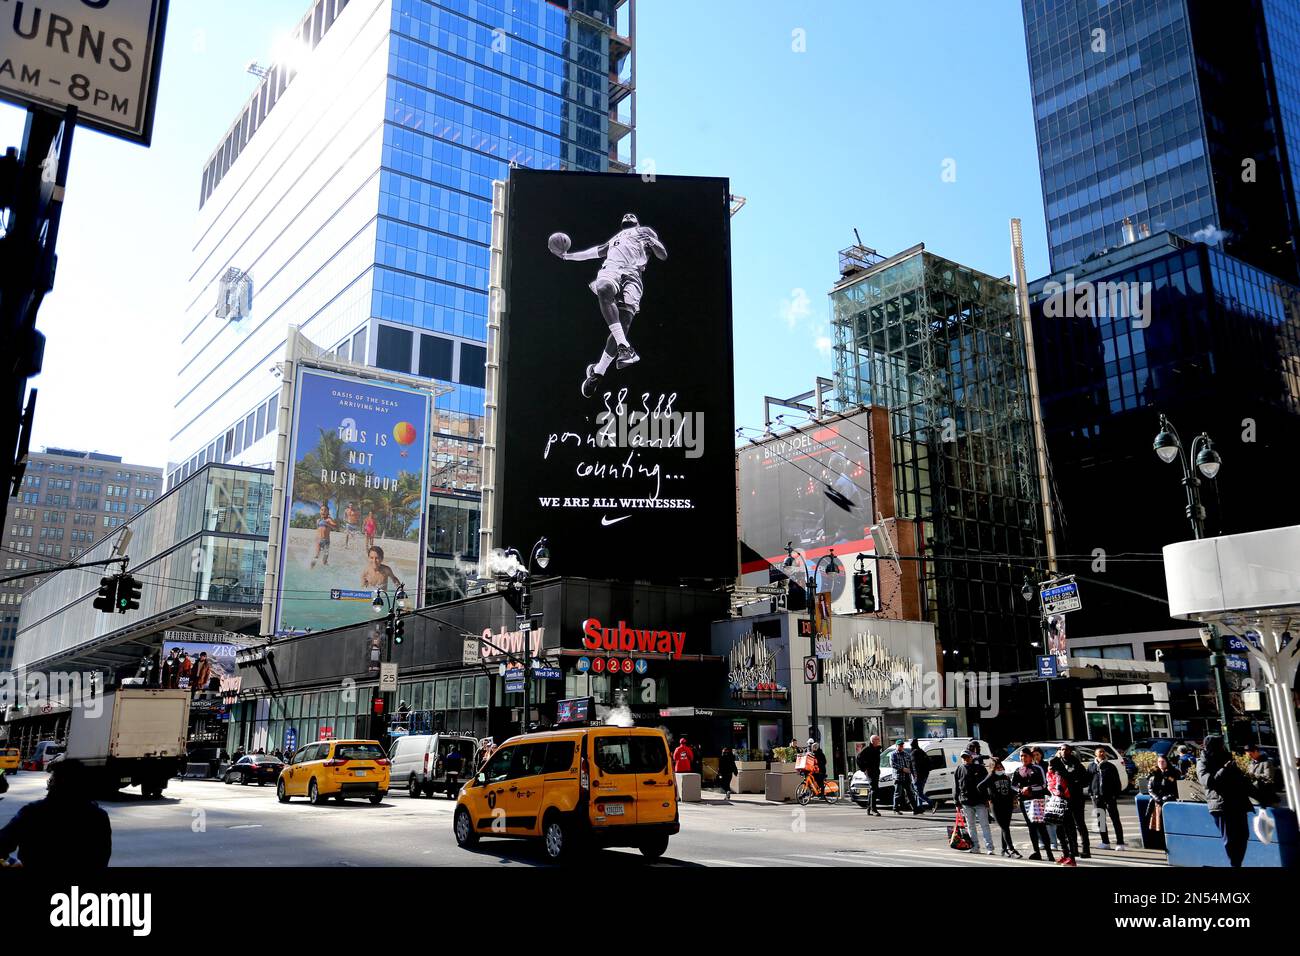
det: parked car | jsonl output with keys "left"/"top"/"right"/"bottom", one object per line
{"left": 0, "top": 748, "right": 20, "bottom": 773}
{"left": 852, "top": 738, "right": 990, "bottom": 808}
{"left": 454, "top": 727, "right": 679, "bottom": 862}
{"left": 1127, "top": 738, "right": 1200, "bottom": 761}
{"left": 21, "top": 740, "right": 64, "bottom": 772}
{"left": 389, "top": 733, "right": 479, "bottom": 798}
{"left": 224, "top": 754, "right": 284, "bottom": 786}
{"left": 276, "top": 739, "right": 390, "bottom": 805}
{"left": 1003, "top": 741, "right": 1129, "bottom": 791}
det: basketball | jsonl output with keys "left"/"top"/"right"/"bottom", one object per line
{"left": 548, "top": 232, "right": 571, "bottom": 256}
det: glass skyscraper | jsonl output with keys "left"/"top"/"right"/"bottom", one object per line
{"left": 170, "top": 0, "right": 634, "bottom": 602}
{"left": 1022, "top": 0, "right": 1300, "bottom": 282}
{"left": 1028, "top": 230, "right": 1300, "bottom": 635}
{"left": 831, "top": 244, "right": 1046, "bottom": 681}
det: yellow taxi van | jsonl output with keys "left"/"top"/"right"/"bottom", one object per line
{"left": 453, "top": 726, "right": 679, "bottom": 862}
{"left": 276, "top": 739, "right": 390, "bottom": 805}
{"left": 0, "top": 748, "right": 20, "bottom": 773}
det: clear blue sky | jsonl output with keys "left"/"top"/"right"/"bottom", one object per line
{"left": 0, "top": 0, "right": 1047, "bottom": 466}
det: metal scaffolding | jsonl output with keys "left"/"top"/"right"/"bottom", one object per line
{"left": 829, "top": 243, "right": 1045, "bottom": 674}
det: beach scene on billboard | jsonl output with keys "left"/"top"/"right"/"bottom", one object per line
{"left": 275, "top": 369, "right": 431, "bottom": 636}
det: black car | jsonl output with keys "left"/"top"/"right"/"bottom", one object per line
{"left": 224, "top": 755, "right": 284, "bottom": 786}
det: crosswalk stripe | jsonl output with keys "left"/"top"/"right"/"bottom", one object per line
{"left": 697, "top": 858, "right": 762, "bottom": 867}
{"left": 740, "top": 855, "right": 830, "bottom": 867}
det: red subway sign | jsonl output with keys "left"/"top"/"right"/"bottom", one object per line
{"left": 582, "top": 618, "right": 687, "bottom": 659}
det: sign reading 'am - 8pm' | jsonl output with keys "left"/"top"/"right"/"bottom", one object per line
{"left": 0, "top": 0, "right": 169, "bottom": 144}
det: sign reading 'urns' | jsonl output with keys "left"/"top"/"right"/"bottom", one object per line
{"left": 496, "top": 170, "right": 737, "bottom": 581}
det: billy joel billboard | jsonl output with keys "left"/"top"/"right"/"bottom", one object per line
{"left": 273, "top": 368, "right": 431, "bottom": 636}
{"left": 496, "top": 170, "right": 736, "bottom": 581}
{"left": 738, "top": 409, "right": 876, "bottom": 610}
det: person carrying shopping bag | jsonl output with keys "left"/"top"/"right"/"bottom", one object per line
{"left": 1046, "top": 756, "right": 1079, "bottom": 866}
{"left": 1012, "top": 751, "right": 1053, "bottom": 861}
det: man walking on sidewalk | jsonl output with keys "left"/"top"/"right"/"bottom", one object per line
{"left": 857, "top": 735, "right": 882, "bottom": 816}
{"left": 1088, "top": 746, "right": 1127, "bottom": 850}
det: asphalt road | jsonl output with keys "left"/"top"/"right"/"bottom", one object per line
{"left": 0, "top": 773, "right": 1165, "bottom": 868}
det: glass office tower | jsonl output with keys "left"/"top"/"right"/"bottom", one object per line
{"left": 170, "top": 0, "right": 634, "bottom": 603}
{"left": 831, "top": 244, "right": 1046, "bottom": 680}
{"left": 1028, "top": 231, "right": 1300, "bottom": 635}
{"left": 1022, "top": 0, "right": 1300, "bottom": 282}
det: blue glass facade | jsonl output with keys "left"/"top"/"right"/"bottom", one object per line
{"left": 176, "top": 0, "right": 632, "bottom": 606}
{"left": 1028, "top": 232, "right": 1300, "bottom": 634}
{"left": 1022, "top": 0, "right": 1300, "bottom": 283}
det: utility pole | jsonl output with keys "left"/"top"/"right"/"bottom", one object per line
{"left": 1, "top": 108, "right": 75, "bottom": 540}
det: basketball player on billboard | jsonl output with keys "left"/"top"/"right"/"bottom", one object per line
{"left": 547, "top": 213, "right": 668, "bottom": 397}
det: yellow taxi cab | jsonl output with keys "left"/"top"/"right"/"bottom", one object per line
{"left": 276, "top": 739, "right": 390, "bottom": 805}
{"left": 453, "top": 726, "right": 679, "bottom": 862}
{"left": 0, "top": 748, "right": 19, "bottom": 773}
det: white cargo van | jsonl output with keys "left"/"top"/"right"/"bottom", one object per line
{"left": 389, "top": 733, "right": 478, "bottom": 798}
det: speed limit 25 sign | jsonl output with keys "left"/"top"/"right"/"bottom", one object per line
{"left": 0, "top": 0, "right": 169, "bottom": 145}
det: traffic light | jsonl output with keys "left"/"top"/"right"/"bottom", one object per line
{"left": 853, "top": 571, "right": 875, "bottom": 613}
{"left": 116, "top": 573, "right": 142, "bottom": 613}
{"left": 392, "top": 615, "right": 405, "bottom": 645}
{"left": 93, "top": 576, "right": 118, "bottom": 614}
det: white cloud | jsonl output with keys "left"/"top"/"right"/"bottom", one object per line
{"left": 1192, "top": 224, "right": 1230, "bottom": 245}
{"left": 815, "top": 335, "right": 833, "bottom": 356}
{"left": 779, "top": 287, "right": 812, "bottom": 329}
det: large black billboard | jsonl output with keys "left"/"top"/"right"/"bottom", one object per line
{"left": 496, "top": 170, "right": 736, "bottom": 581}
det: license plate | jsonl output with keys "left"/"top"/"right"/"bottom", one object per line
{"left": 354, "top": 770, "right": 367, "bottom": 777}
{"left": 606, "top": 803, "right": 624, "bottom": 816}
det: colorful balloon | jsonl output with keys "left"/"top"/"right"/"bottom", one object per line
{"left": 393, "top": 421, "right": 417, "bottom": 446}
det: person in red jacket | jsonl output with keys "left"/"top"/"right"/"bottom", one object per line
{"left": 672, "top": 737, "right": 695, "bottom": 774}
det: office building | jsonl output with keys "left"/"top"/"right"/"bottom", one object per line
{"left": 1, "top": 449, "right": 163, "bottom": 672}
{"left": 170, "top": 0, "right": 635, "bottom": 604}
{"left": 1028, "top": 230, "right": 1300, "bottom": 631}
{"left": 1022, "top": 0, "right": 1300, "bottom": 282}
{"left": 830, "top": 243, "right": 1047, "bottom": 683}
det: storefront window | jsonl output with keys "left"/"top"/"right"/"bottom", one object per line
{"left": 435, "top": 680, "right": 447, "bottom": 710}
{"left": 449, "top": 679, "right": 460, "bottom": 710}
{"left": 475, "top": 676, "right": 488, "bottom": 708}
{"left": 1131, "top": 713, "right": 1150, "bottom": 738}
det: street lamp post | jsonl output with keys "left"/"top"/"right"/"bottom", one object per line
{"left": 785, "top": 543, "right": 840, "bottom": 745}
{"left": 371, "top": 586, "right": 408, "bottom": 735}
{"left": 500, "top": 538, "right": 550, "bottom": 738}
{"left": 1153, "top": 414, "right": 1232, "bottom": 748}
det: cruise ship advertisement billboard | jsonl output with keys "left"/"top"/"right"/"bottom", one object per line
{"left": 273, "top": 368, "right": 431, "bottom": 636}
{"left": 496, "top": 170, "right": 737, "bottom": 582}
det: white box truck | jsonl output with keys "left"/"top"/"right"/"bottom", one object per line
{"left": 65, "top": 688, "right": 190, "bottom": 798}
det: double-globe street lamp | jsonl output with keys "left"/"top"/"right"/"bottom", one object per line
{"left": 1152, "top": 413, "right": 1232, "bottom": 748}
{"left": 783, "top": 543, "right": 841, "bottom": 746}
{"left": 497, "top": 538, "right": 551, "bottom": 738}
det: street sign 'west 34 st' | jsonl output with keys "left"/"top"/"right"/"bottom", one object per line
{"left": 0, "top": 0, "right": 169, "bottom": 145}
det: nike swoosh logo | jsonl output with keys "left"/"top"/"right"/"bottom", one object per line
{"left": 601, "top": 515, "right": 631, "bottom": 526}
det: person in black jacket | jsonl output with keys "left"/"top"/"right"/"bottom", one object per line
{"left": 953, "top": 752, "right": 994, "bottom": 853}
{"left": 0, "top": 759, "right": 111, "bottom": 871}
{"left": 979, "top": 758, "right": 1022, "bottom": 858}
{"left": 1244, "top": 743, "right": 1281, "bottom": 808}
{"left": 1012, "top": 753, "right": 1053, "bottom": 861}
{"left": 1058, "top": 743, "right": 1092, "bottom": 858}
{"left": 857, "top": 735, "right": 882, "bottom": 815}
{"left": 1087, "top": 748, "right": 1126, "bottom": 850}
{"left": 717, "top": 747, "right": 738, "bottom": 802}
{"left": 909, "top": 738, "right": 932, "bottom": 811}
{"left": 1197, "top": 734, "right": 1252, "bottom": 867}
{"left": 1148, "top": 755, "right": 1181, "bottom": 802}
